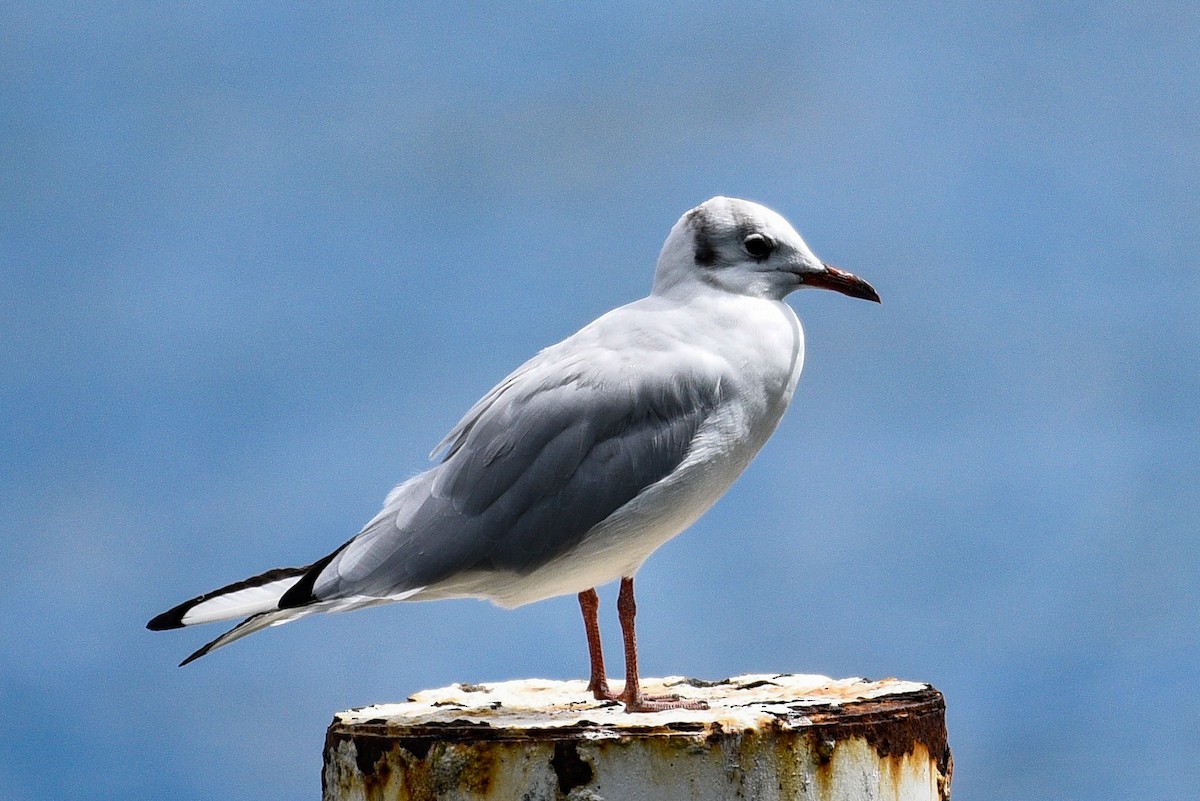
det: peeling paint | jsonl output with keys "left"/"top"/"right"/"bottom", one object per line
{"left": 550, "top": 741, "right": 593, "bottom": 793}
{"left": 324, "top": 674, "right": 951, "bottom": 801}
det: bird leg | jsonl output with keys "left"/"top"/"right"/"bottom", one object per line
{"left": 578, "top": 588, "right": 617, "bottom": 701}
{"left": 614, "top": 576, "right": 709, "bottom": 713}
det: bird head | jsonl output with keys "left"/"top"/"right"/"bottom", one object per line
{"left": 653, "top": 196, "right": 880, "bottom": 304}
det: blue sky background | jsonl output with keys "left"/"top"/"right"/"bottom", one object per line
{"left": 3, "top": 3, "right": 1197, "bottom": 799}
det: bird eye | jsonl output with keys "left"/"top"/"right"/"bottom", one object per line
{"left": 742, "top": 233, "right": 774, "bottom": 259}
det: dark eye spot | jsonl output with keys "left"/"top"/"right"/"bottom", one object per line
{"left": 743, "top": 233, "right": 774, "bottom": 259}
{"left": 693, "top": 231, "right": 717, "bottom": 266}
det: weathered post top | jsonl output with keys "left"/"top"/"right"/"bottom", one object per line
{"left": 324, "top": 674, "right": 951, "bottom": 801}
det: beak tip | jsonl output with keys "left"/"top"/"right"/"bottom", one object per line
{"left": 816, "top": 263, "right": 881, "bottom": 304}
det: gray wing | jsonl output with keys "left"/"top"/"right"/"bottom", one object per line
{"left": 287, "top": 361, "right": 723, "bottom": 605}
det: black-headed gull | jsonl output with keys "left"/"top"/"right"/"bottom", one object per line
{"left": 148, "top": 197, "right": 880, "bottom": 712}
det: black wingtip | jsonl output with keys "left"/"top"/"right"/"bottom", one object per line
{"left": 146, "top": 565, "right": 312, "bottom": 633}
{"left": 277, "top": 547, "right": 343, "bottom": 609}
{"left": 147, "top": 606, "right": 188, "bottom": 631}
{"left": 178, "top": 643, "right": 211, "bottom": 667}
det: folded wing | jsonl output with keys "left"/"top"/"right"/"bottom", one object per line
{"left": 284, "top": 350, "right": 724, "bottom": 606}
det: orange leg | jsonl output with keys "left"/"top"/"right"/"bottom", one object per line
{"left": 578, "top": 588, "right": 618, "bottom": 701}
{"left": 614, "top": 576, "right": 708, "bottom": 713}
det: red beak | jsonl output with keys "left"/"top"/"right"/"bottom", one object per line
{"left": 804, "top": 263, "right": 881, "bottom": 303}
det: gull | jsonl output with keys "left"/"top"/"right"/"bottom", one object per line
{"left": 147, "top": 197, "right": 880, "bottom": 712}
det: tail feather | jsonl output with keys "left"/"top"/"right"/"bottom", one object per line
{"left": 176, "top": 593, "right": 403, "bottom": 665}
{"left": 178, "top": 606, "right": 318, "bottom": 666}
{"left": 148, "top": 560, "right": 428, "bottom": 666}
{"left": 147, "top": 565, "right": 311, "bottom": 631}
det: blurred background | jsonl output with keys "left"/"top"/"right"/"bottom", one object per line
{"left": 3, "top": 3, "right": 1197, "bottom": 799}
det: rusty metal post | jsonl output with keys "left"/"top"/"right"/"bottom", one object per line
{"left": 323, "top": 674, "right": 951, "bottom": 801}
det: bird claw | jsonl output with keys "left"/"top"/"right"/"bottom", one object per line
{"left": 621, "top": 692, "right": 710, "bottom": 713}
{"left": 588, "top": 680, "right": 619, "bottom": 702}
{"left": 588, "top": 682, "right": 708, "bottom": 712}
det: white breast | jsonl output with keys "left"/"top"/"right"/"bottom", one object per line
{"left": 476, "top": 294, "right": 805, "bottom": 608}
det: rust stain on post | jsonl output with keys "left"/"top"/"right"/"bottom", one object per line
{"left": 323, "top": 674, "right": 952, "bottom": 801}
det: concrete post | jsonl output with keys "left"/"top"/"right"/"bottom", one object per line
{"left": 323, "top": 674, "right": 951, "bottom": 801}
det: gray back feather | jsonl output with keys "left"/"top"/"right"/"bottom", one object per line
{"left": 311, "top": 363, "right": 722, "bottom": 600}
